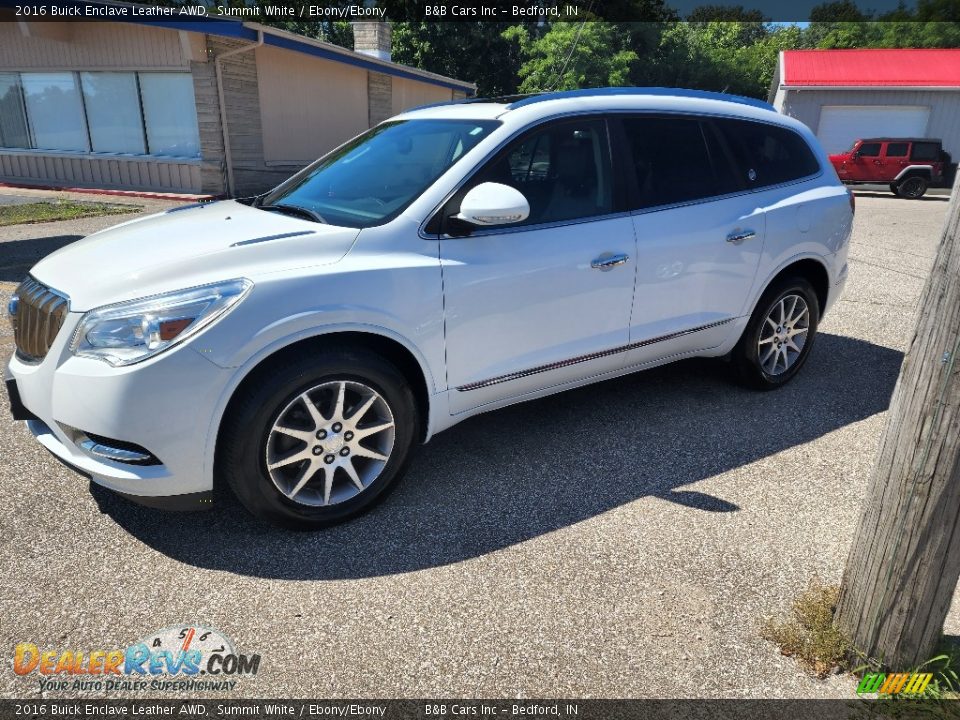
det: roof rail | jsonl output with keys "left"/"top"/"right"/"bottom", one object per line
{"left": 506, "top": 87, "right": 775, "bottom": 111}
{"left": 406, "top": 93, "right": 527, "bottom": 113}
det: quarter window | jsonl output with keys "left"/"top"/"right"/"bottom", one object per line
{"left": 621, "top": 116, "right": 739, "bottom": 209}
{"left": 886, "top": 142, "right": 909, "bottom": 157}
{"left": 911, "top": 142, "right": 940, "bottom": 161}
{"left": 716, "top": 118, "right": 821, "bottom": 186}
{"left": 467, "top": 119, "right": 613, "bottom": 227}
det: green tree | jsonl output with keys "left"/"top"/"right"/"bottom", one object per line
{"left": 652, "top": 19, "right": 800, "bottom": 98}
{"left": 504, "top": 22, "right": 639, "bottom": 93}
{"left": 391, "top": 22, "right": 524, "bottom": 96}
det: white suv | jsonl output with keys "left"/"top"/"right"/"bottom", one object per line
{"left": 5, "top": 88, "right": 853, "bottom": 529}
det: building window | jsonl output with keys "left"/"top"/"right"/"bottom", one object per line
{"left": 139, "top": 73, "right": 200, "bottom": 158}
{"left": 22, "top": 72, "right": 88, "bottom": 152}
{"left": 81, "top": 72, "right": 146, "bottom": 155}
{"left": 0, "top": 70, "right": 199, "bottom": 159}
{"left": 0, "top": 73, "right": 29, "bottom": 149}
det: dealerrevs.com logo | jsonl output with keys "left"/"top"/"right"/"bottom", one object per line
{"left": 12, "top": 625, "right": 260, "bottom": 693}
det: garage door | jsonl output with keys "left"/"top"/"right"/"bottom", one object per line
{"left": 816, "top": 106, "right": 930, "bottom": 154}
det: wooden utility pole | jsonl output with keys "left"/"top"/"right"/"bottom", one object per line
{"left": 835, "top": 180, "right": 960, "bottom": 669}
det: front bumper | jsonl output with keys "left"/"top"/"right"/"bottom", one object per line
{"left": 6, "top": 312, "right": 235, "bottom": 502}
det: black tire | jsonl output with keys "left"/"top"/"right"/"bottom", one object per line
{"left": 731, "top": 276, "right": 820, "bottom": 391}
{"left": 896, "top": 175, "right": 928, "bottom": 199}
{"left": 218, "top": 347, "right": 418, "bottom": 530}
{"left": 889, "top": 182, "right": 901, "bottom": 197}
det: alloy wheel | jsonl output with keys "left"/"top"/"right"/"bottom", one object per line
{"left": 757, "top": 294, "right": 810, "bottom": 376}
{"left": 265, "top": 380, "right": 395, "bottom": 507}
{"left": 900, "top": 177, "right": 924, "bottom": 198}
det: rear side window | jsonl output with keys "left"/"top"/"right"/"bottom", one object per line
{"left": 911, "top": 142, "right": 940, "bottom": 161}
{"left": 715, "top": 119, "right": 821, "bottom": 187}
{"left": 886, "top": 142, "right": 909, "bottom": 157}
{"left": 621, "top": 116, "right": 740, "bottom": 209}
{"left": 857, "top": 142, "right": 881, "bottom": 157}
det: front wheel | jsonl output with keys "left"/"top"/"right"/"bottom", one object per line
{"left": 896, "top": 175, "right": 928, "bottom": 199}
{"left": 218, "top": 348, "right": 418, "bottom": 529}
{"left": 731, "top": 277, "right": 820, "bottom": 391}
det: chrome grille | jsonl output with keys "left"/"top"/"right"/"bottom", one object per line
{"left": 11, "top": 278, "right": 69, "bottom": 362}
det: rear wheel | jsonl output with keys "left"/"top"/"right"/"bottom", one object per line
{"left": 889, "top": 182, "right": 901, "bottom": 197}
{"left": 897, "top": 175, "right": 928, "bottom": 199}
{"left": 218, "top": 348, "right": 418, "bottom": 529}
{"left": 731, "top": 276, "right": 820, "bottom": 390}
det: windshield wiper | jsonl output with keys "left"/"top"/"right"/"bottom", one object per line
{"left": 259, "top": 203, "right": 326, "bottom": 224}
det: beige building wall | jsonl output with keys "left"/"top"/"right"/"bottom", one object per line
{"left": 0, "top": 22, "right": 204, "bottom": 193}
{"left": 0, "top": 22, "right": 190, "bottom": 70}
{"left": 255, "top": 44, "right": 369, "bottom": 167}
{"left": 392, "top": 77, "right": 455, "bottom": 116}
{"left": 0, "top": 22, "right": 474, "bottom": 197}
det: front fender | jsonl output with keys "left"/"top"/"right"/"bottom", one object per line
{"left": 198, "top": 322, "right": 441, "bottom": 487}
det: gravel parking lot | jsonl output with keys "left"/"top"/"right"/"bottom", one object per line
{"left": 0, "top": 188, "right": 954, "bottom": 699}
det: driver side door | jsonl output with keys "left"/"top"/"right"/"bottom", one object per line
{"left": 433, "top": 117, "right": 638, "bottom": 415}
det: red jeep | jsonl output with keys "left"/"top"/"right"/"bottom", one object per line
{"left": 829, "top": 138, "right": 952, "bottom": 199}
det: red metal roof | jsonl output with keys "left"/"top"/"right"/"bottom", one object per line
{"left": 782, "top": 49, "right": 960, "bottom": 87}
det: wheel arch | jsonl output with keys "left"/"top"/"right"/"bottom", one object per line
{"left": 208, "top": 328, "right": 434, "bottom": 490}
{"left": 757, "top": 257, "right": 830, "bottom": 317}
{"left": 894, "top": 165, "right": 934, "bottom": 182}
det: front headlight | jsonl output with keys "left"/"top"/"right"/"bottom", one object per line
{"left": 70, "top": 279, "right": 252, "bottom": 367}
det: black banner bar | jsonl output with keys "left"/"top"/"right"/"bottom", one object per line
{"left": 2, "top": 699, "right": 960, "bottom": 720}
{"left": 0, "top": 0, "right": 957, "bottom": 24}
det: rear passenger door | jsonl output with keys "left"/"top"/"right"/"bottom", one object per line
{"left": 882, "top": 141, "right": 911, "bottom": 179}
{"left": 616, "top": 114, "right": 767, "bottom": 365}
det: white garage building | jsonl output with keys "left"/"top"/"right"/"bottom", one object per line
{"left": 769, "top": 49, "right": 960, "bottom": 158}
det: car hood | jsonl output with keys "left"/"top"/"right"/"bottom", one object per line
{"left": 29, "top": 200, "right": 360, "bottom": 311}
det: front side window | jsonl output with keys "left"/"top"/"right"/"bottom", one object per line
{"left": 260, "top": 119, "right": 499, "bottom": 229}
{"left": 886, "top": 142, "right": 909, "bottom": 157}
{"left": 716, "top": 118, "right": 821, "bottom": 187}
{"left": 857, "top": 142, "right": 881, "bottom": 157}
{"left": 466, "top": 118, "right": 613, "bottom": 227}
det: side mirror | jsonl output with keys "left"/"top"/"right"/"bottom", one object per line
{"left": 453, "top": 182, "right": 530, "bottom": 227}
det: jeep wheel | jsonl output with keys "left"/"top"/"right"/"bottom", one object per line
{"left": 889, "top": 182, "right": 901, "bottom": 197}
{"left": 897, "top": 175, "right": 928, "bottom": 199}
{"left": 218, "top": 348, "right": 418, "bottom": 529}
{"left": 731, "top": 276, "right": 820, "bottom": 391}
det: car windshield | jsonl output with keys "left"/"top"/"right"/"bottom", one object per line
{"left": 258, "top": 119, "right": 500, "bottom": 229}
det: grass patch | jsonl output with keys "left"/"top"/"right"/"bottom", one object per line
{"left": 0, "top": 199, "right": 139, "bottom": 226}
{"left": 761, "top": 579, "right": 852, "bottom": 678}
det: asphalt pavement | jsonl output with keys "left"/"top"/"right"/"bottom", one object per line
{"left": 0, "top": 187, "right": 954, "bottom": 699}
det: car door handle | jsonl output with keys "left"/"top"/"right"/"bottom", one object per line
{"left": 591, "top": 253, "right": 629, "bottom": 271}
{"left": 726, "top": 229, "right": 756, "bottom": 245}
